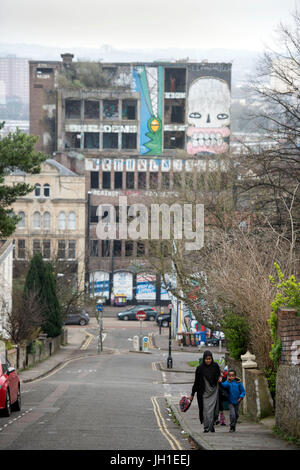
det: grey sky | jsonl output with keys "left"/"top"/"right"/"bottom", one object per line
{"left": 0, "top": 0, "right": 299, "bottom": 51}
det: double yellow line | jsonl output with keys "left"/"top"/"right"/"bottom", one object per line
{"left": 151, "top": 396, "right": 182, "bottom": 450}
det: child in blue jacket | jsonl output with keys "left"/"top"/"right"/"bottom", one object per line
{"left": 220, "top": 369, "right": 246, "bottom": 432}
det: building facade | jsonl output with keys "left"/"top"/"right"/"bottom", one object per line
{"left": 5, "top": 159, "right": 86, "bottom": 291}
{"left": 29, "top": 54, "right": 232, "bottom": 303}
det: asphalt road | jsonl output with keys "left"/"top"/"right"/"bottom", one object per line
{"left": 0, "top": 318, "right": 199, "bottom": 451}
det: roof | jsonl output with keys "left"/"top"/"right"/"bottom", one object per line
{"left": 7, "top": 159, "right": 78, "bottom": 177}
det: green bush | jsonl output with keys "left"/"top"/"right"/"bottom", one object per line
{"left": 221, "top": 311, "right": 249, "bottom": 360}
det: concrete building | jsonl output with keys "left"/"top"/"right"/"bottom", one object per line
{"left": 29, "top": 53, "right": 232, "bottom": 304}
{"left": 0, "top": 240, "right": 13, "bottom": 338}
{"left": 5, "top": 159, "right": 86, "bottom": 291}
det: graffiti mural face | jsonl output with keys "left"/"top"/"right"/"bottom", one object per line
{"left": 187, "top": 77, "right": 230, "bottom": 155}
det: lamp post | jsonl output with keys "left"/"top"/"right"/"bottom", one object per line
{"left": 167, "top": 304, "right": 173, "bottom": 369}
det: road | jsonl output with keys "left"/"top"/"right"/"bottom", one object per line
{"left": 0, "top": 317, "right": 199, "bottom": 451}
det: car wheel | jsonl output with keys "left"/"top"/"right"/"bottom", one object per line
{"left": 12, "top": 385, "right": 21, "bottom": 412}
{"left": 148, "top": 315, "right": 155, "bottom": 321}
{"left": 79, "top": 319, "right": 86, "bottom": 326}
{"left": 3, "top": 389, "right": 11, "bottom": 417}
{"left": 123, "top": 315, "right": 129, "bottom": 321}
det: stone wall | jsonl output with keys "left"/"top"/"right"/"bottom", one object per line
{"left": 275, "top": 307, "right": 300, "bottom": 438}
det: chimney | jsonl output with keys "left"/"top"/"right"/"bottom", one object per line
{"left": 61, "top": 53, "right": 74, "bottom": 64}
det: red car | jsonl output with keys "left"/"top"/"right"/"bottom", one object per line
{"left": 0, "top": 354, "right": 21, "bottom": 417}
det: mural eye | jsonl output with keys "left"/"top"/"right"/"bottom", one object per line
{"left": 189, "top": 112, "right": 201, "bottom": 119}
{"left": 217, "top": 113, "right": 229, "bottom": 120}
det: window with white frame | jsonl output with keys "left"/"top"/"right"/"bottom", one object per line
{"left": 43, "top": 211, "right": 51, "bottom": 229}
{"left": 44, "top": 184, "right": 50, "bottom": 198}
{"left": 68, "top": 240, "right": 76, "bottom": 259}
{"left": 68, "top": 211, "right": 76, "bottom": 230}
{"left": 34, "top": 184, "right": 41, "bottom": 197}
{"left": 58, "top": 211, "right": 66, "bottom": 229}
{"left": 17, "top": 211, "right": 25, "bottom": 228}
{"left": 33, "top": 211, "right": 41, "bottom": 228}
{"left": 58, "top": 240, "right": 66, "bottom": 259}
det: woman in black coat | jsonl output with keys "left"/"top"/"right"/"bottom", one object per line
{"left": 188, "top": 350, "right": 222, "bottom": 432}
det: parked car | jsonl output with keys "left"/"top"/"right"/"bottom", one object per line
{"left": 156, "top": 313, "right": 171, "bottom": 327}
{"left": 117, "top": 305, "right": 157, "bottom": 321}
{"left": 64, "top": 310, "right": 90, "bottom": 326}
{"left": 0, "top": 355, "right": 21, "bottom": 417}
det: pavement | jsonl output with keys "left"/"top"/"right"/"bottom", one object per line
{"left": 17, "top": 318, "right": 299, "bottom": 451}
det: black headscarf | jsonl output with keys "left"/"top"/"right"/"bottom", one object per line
{"left": 191, "top": 350, "right": 220, "bottom": 423}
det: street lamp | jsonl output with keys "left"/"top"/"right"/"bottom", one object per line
{"left": 167, "top": 304, "right": 173, "bottom": 368}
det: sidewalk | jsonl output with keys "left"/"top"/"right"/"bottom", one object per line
{"left": 153, "top": 331, "right": 299, "bottom": 450}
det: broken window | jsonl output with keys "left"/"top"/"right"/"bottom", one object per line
{"left": 164, "top": 131, "right": 185, "bottom": 149}
{"left": 113, "top": 240, "right": 122, "bottom": 257}
{"left": 103, "top": 100, "right": 119, "bottom": 120}
{"left": 102, "top": 240, "right": 110, "bottom": 257}
{"left": 161, "top": 172, "right": 170, "bottom": 189}
{"left": 149, "top": 172, "right": 158, "bottom": 189}
{"left": 90, "top": 206, "right": 98, "bottom": 223}
{"left": 103, "top": 133, "right": 118, "bottom": 149}
{"left": 122, "top": 100, "right": 137, "bottom": 120}
{"left": 122, "top": 133, "right": 137, "bottom": 149}
{"left": 137, "top": 241, "right": 145, "bottom": 257}
{"left": 164, "top": 99, "right": 185, "bottom": 124}
{"left": 102, "top": 171, "right": 111, "bottom": 189}
{"left": 125, "top": 240, "right": 133, "bottom": 257}
{"left": 165, "top": 68, "right": 186, "bottom": 93}
{"left": 173, "top": 173, "right": 183, "bottom": 189}
{"left": 126, "top": 172, "right": 135, "bottom": 189}
{"left": 65, "top": 132, "right": 81, "bottom": 149}
{"left": 90, "top": 171, "right": 99, "bottom": 189}
{"left": 138, "top": 172, "right": 146, "bottom": 189}
{"left": 36, "top": 67, "right": 53, "bottom": 78}
{"left": 90, "top": 240, "right": 99, "bottom": 257}
{"left": 84, "top": 132, "right": 99, "bottom": 149}
{"left": 84, "top": 100, "right": 100, "bottom": 119}
{"left": 65, "top": 99, "right": 81, "bottom": 119}
{"left": 114, "top": 171, "right": 123, "bottom": 189}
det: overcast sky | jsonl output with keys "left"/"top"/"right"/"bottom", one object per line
{"left": 0, "top": 0, "right": 299, "bottom": 52}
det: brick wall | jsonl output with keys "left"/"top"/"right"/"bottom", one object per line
{"left": 277, "top": 307, "right": 300, "bottom": 365}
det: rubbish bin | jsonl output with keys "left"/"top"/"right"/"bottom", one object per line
{"left": 194, "top": 332, "right": 200, "bottom": 346}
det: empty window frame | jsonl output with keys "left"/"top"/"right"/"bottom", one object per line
{"left": 84, "top": 100, "right": 100, "bottom": 119}
{"left": 137, "top": 241, "right": 146, "bottom": 257}
{"left": 90, "top": 206, "right": 98, "bottom": 223}
{"left": 164, "top": 99, "right": 185, "bottom": 124}
{"left": 36, "top": 67, "right": 53, "bottom": 78}
{"left": 90, "top": 171, "right": 99, "bottom": 189}
{"left": 173, "top": 172, "right": 183, "bottom": 189}
{"left": 149, "top": 172, "right": 158, "bottom": 189}
{"left": 121, "top": 133, "right": 137, "bottom": 149}
{"left": 164, "top": 68, "right": 186, "bottom": 93}
{"left": 103, "top": 132, "right": 118, "bottom": 149}
{"left": 126, "top": 172, "right": 135, "bottom": 189}
{"left": 103, "top": 100, "right": 119, "bottom": 120}
{"left": 113, "top": 240, "right": 122, "bottom": 257}
{"left": 138, "top": 172, "right": 146, "bottom": 189}
{"left": 68, "top": 240, "right": 76, "bottom": 259}
{"left": 42, "top": 239, "right": 51, "bottom": 259}
{"left": 102, "top": 240, "right": 110, "bottom": 257}
{"left": 161, "top": 172, "right": 170, "bottom": 189}
{"left": 122, "top": 100, "right": 137, "bottom": 120}
{"left": 164, "top": 131, "right": 185, "bottom": 149}
{"left": 65, "top": 132, "right": 81, "bottom": 149}
{"left": 114, "top": 171, "right": 123, "bottom": 189}
{"left": 125, "top": 240, "right": 133, "bottom": 257}
{"left": 58, "top": 240, "right": 66, "bottom": 259}
{"left": 17, "top": 239, "right": 26, "bottom": 259}
{"left": 65, "top": 99, "right": 81, "bottom": 119}
{"left": 102, "top": 171, "right": 111, "bottom": 189}
{"left": 84, "top": 132, "right": 99, "bottom": 149}
{"left": 90, "top": 240, "right": 99, "bottom": 257}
